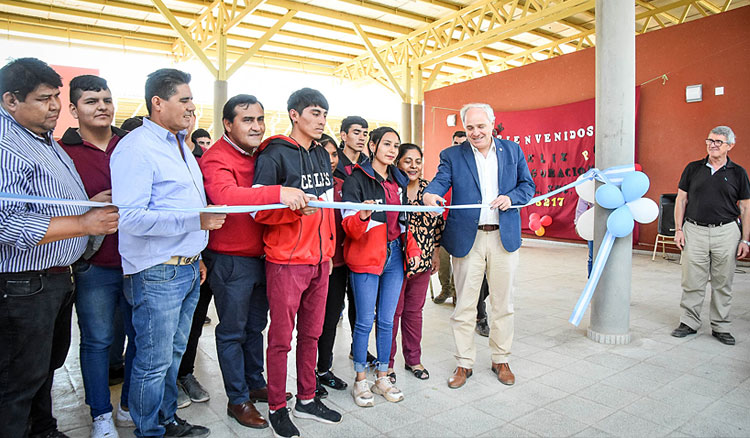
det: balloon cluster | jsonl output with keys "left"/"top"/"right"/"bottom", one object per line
{"left": 574, "top": 171, "right": 658, "bottom": 240}
{"left": 528, "top": 213, "right": 552, "bottom": 236}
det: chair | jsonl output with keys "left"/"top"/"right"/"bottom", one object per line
{"left": 652, "top": 194, "right": 681, "bottom": 262}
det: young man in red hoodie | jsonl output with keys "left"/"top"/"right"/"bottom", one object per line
{"left": 198, "top": 94, "right": 307, "bottom": 430}
{"left": 252, "top": 88, "right": 342, "bottom": 438}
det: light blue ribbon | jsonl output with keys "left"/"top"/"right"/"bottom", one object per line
{"left": 0, "top": 163, "right": 639, "bottom": 326}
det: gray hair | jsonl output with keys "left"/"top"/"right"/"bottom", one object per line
{"left": 711, "top": 126, "right": 735, "bottom": 144}
{"left": 460, "top": 103, "right": 495, "bottom": 127}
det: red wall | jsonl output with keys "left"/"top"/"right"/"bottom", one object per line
{"left": 51, "top": 65, "right": 100, "bottom": 139}
{"left": 423, "top": 6, "right": 750, "bottom": 249}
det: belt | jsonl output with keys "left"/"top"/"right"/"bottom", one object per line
{"left": 478, "top": 224, "right": 499, "bottom": 232}
{"left": 0, "top": 266, "right": 71, "bottom": 277}
{"left": 163, "top": 255, "right": 200, "bottom": 265}
{"left": 685, "top": 218, "right": 737, "bottom": 228}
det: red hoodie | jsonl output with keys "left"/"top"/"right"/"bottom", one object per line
{"left": 199, "top": 136, "right": 281, "bottom": 257}
{"left": 252, "top": 135, "right": 336, "bottom": 265}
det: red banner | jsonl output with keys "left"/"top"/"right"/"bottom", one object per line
{"left": 495, "top": 93, "right": 639, "bottom": 240}
{"left": 495, "top": 98, "right": 596, "bottom": 240}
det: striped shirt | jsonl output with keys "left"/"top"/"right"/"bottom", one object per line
{"left": 0, "top": 104, "right": 88, "bottom": 272}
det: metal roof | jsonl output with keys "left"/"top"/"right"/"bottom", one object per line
{"left": 2, "top": 0, "right": 747, "bottom": 96}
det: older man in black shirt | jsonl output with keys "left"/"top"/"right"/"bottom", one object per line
{"left": 671, "top": 126, "right": 750, "bottom": 345}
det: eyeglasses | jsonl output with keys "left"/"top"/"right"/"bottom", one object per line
{"left": 706, "top": 139, "right": 728, "bottom": 146}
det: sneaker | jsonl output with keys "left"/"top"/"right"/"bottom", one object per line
{"left": 293, "top": 397, "right": 342, "bottom": 424}
{"left": 433, "top": 289, "right": 452, "bottom": 304}
{"left": 269, "top": 408, "right": 300, "bottom": 438}
{"left": 163, "top": 415, "right": 210, "bottom": 438}
{"left": 318, "top": 370, "right": 348, "bottom": 390}
{"left": 351, "top": 379, "right": 374, "bottom": 407}
{"left": 178, "top": 374, "right": 210, "bottom": 403}
{"left": 176, "top": 382, "right": 192, "bottom": 409}
{"left": 91, "top": 413, "right": 119, "bottom": 438}
{"left": 371, "top": 376, "right": 404, "bottom": 403}
{"left": 712, "top": 331, "right": 736, "bottom": 345}
{"left": 114, "top": 404, "right": 135, "bottom": 428}
{"left": 671, "top": 322, "right": 697, "bottom": 338}
{"left": 475, "top": 318, "right": 490, "bottom": 337}
{"left": 347, "top": 351, "right": 378, "bottom": 367}
{"left": 315, "top": 378, "right": 328, "bottom": 399}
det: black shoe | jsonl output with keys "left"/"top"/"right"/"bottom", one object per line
{"left": 712, "top": 331, "right": 736, "bottom": 345}
{"left": 366, "top": 351, "right": 377, "bottom": 366}
{"left": 293, "top": 397, "right": 342, "bottom": 424}
{"left": 315, "top": 378, "right": 328, "bottom": 398}
{"left": 164, "top": 415, "right": 210, "bottom": 438}
{"left": 671, "top": 323, "right": 697, "bottom": 338}
{"left": 108, "top": 364, "right": 125, "bottom": 386}
{"left": 475, "top": 318, "right": 490, "bottom": 337}
{"left": 318, "top": 370, "right": 348, "bottom": 390}
{"left": 269, "top": 408, "right": 300, "bottom": 438}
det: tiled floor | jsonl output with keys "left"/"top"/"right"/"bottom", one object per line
{"left": 53, "top": 240, "right": 750, "bottom": 437}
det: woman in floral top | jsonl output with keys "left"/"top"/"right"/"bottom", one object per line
{"left": 387, "top": 143, "right": 444, "bottom": 381}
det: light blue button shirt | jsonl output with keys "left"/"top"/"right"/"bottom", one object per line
{"left": 110, "top": 118, "right": 207, "bottom": 275}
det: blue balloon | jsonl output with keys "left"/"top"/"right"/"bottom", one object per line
{"left": 607, "top": 205, "right": 635, "bottom": 237}
{"left": 596, "top": 184, "right": 625, "bottom": 209}
{"left": 621, "top": 171, "right": 650, "bottom": 202}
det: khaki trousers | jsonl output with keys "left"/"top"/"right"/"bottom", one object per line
{"left": 680, "top": 220, "right": 740, "bottom": 332}
{"left": 438, "top": 246, "right": 455, "bottom": 296}
{"left": 451, "top": 229, "right": 518, "bottom": 367}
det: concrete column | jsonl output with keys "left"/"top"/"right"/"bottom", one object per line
{"left": 588, "top": 0, "right": 635, "bottom": 344}
{"left": 401, "top": 102, "right": 412, "bottom": 143}
{"left": 213, "top": 79, "right": 228, "bottom": 138}
{"left": 412, "top": 103, "right": 423, "bottom": 147}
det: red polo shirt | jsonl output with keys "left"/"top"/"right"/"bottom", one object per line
{"left": 59, "top": 126, "right": 126, "bottom": 268}
{"left": 200, "top": 136, "right": 281, "bottom": 257}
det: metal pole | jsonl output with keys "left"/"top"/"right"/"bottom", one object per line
{"left": 589, "top": 0, "right": 635, "bottom": 344}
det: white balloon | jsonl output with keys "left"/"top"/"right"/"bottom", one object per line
{"left": 626, "top": 197, "right": 659, "bottom": 224}
{"left": 575, "top": 175, "right": 596, "bottom": 203}
{"left": 575, "top": 207, "right": 595, "bottom": 241}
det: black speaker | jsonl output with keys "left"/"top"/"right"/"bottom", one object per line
{"left": 658, "top": 194, "right": 677, "bottom": 236}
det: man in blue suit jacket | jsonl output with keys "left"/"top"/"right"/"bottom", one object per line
{"left": 424, "top": 103, "right": 534, "bottom": 389}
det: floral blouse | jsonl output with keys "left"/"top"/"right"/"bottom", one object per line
{"left": 406, "top": 178, "right": 444, "bottom": 276}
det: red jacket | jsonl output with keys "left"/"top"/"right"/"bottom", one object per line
{"left": 341, "top": 163, "right": 421, "bottom": 275}
{"left": 252, "top": 135, "right": 336, "bottom": 265}
{"left": 199, "top": 136, "right": 280, "bottom": 257}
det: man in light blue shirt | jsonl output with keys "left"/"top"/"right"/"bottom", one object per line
{"left": 111, "top": 68, "right": 225, "bottom": 438}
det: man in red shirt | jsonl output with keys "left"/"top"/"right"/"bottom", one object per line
{"left": 198, "top": 94, "right": 307, "bottom": 429}
{"left": 59, "top": 74, "right": 135, "bottom": 437}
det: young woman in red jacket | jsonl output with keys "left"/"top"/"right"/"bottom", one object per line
{"left": 341, "top": 127, "right": 421, "bottom": 407}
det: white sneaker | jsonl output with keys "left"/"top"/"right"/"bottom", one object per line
{"left": 371, "top": 376, "right": 404, "bottom": 403}
{"left": 352, "top": 379, "right": 375, "bottom": 407}
{"left": 114, "top": 404, "right": 135, "bottom": 428}
{"left": 91, "top": 412, "right": 119, "bottom": 438}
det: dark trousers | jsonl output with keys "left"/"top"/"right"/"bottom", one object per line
{"left": 178, "top": 280, "right": 213, "bottom": 379}
{"left": 476, "top": 276, "right": 489, "bottom": 321}
{"left": 204, "top": 251, "right": 268, "bottom": 405}
{"left": 317, "top": 265, "right": 349, "bottom": 373}
{"left": 0, "top": 271, "right": 75, "bottom": 438}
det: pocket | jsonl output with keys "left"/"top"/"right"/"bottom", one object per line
{"left": 2, "top": 278, "right": 44, "bottom": 297}
{"left": 73, "top": 260, "right": 93, "bottom": 275}
{"left": 142, "top": 264, "right": 178, "bottom": 284}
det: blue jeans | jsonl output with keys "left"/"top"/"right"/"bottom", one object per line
{"left": 587, "top": 240, "right": 594, "bottom": 278}
{"left": 75, "top": 263, "right": 135, "bottom": 418}
{"left": 350, "top": 240, "right": 405, "bottom": 373}
{"left": 203, "top": 250, "right": 268, "bottom": 405}
{"left": 124, "top": 262, "right": 200, "bottom": 438}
